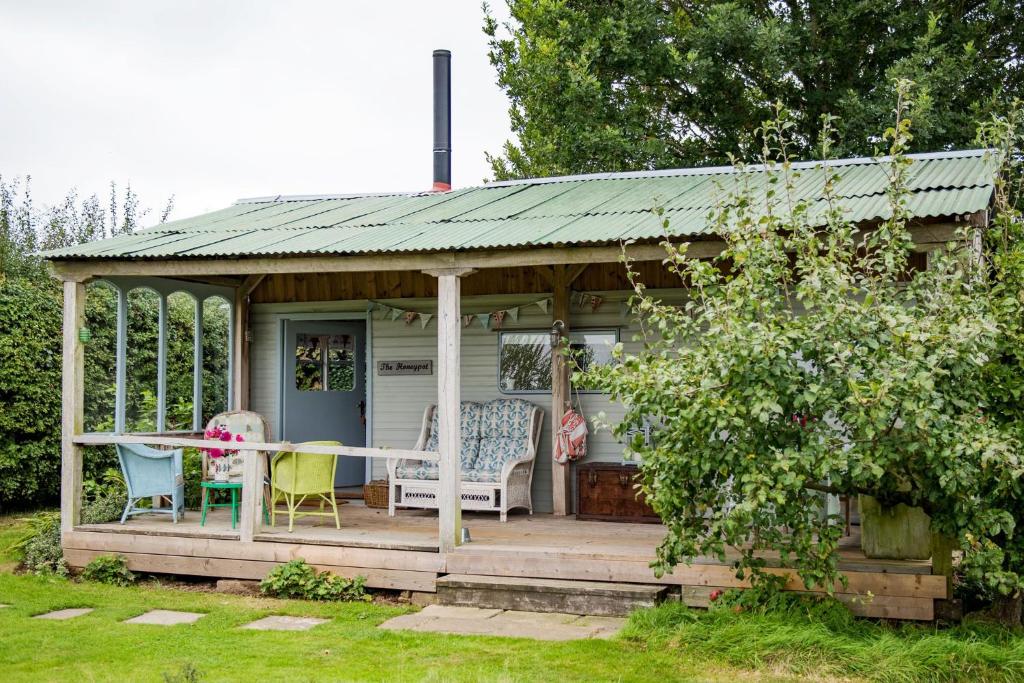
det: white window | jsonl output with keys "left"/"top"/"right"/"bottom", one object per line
{"left": 497, "top": 329, "right": 617, "bottom": 393}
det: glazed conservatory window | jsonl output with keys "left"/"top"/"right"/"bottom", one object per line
{"left": 497, "top": 330, "right": 617, "bottom": 393}
{"left": 295, "top": 333, "right": 356, "bottom": 392}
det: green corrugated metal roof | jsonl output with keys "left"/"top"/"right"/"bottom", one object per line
{"left": 42, "top": 150, "right": 996, "bottom": 261}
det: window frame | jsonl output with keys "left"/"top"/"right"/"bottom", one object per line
{"left": 294, "top": 332, "right": 357, "bottom": 393}
{"left": 496, "top": 327, "right": 619, "bottom": 395}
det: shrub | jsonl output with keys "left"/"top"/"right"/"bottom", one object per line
{"left": 259, "top": 559, "right": 369, "bottom": 602}
{"left": 81, "top": 553, "right": 136, "bottom": 586}
{"left": 15, "top": 489, "right": 127, "bottom": 575}
{"left": 0, "top": 278, "right": 63, "bottom": 510}
{"left": 18, "top": 511, "right": 67, "bottom": 576}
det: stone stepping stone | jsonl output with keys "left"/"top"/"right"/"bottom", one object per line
{"left": 34, "top": 608, "right": 94, "bottom": 620}
{"left": 242, "top": 615, "right": 329, "bottom": 631}
{"left": 124, "top": 609, "right": 205, "bottom": 626}
{"left": 378, "top": 605, "right": 626, "bottom": 641}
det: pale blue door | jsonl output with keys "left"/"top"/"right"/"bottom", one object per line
{"left": 282, "top": 320, "right": 366, "bottom": 487}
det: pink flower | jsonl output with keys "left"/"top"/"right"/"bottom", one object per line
{"left": 219, "top": 430, "right": 232, "bottom": 442}
{"left": 235, "top": 434, "right": 245, "bottom": 442}
{"left": 208, "top": 448, "right": 224, "bottom": 458}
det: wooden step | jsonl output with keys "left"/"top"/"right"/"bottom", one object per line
{"left": 436, "top": 573, "right": 668, "bottom": 616}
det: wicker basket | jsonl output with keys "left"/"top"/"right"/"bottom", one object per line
{"left": 364, "top": 479, "right": 389, "bottom": 509}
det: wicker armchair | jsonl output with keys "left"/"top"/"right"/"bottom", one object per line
{"left": 270, "top": 441, "right": 342, "bottom": 532}
{"left": 116, "top": 443, "right": 185, "bottom": 523}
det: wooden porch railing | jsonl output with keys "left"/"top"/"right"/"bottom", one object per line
{"left": 73, "top": 432, "right": 438, "bottom": 543}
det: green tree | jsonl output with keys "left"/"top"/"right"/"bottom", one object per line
{"left": 0, "top": 177, "right": 225, "bottom": 511}
{"left": 484, "top": 0, "right": 1024, "bottom": 179}
{"left": 582, "top": 89, "right": 1024, "bottom": 612}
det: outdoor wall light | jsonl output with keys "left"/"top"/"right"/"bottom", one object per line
{"left": 550, "top": 319, "right": 565, "bottom": 349}
{"left": 78, "top": 326, "right": 92, "bottom": 343}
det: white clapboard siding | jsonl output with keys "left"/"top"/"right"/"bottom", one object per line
{"left": 249, "top": 290, "right": 684, "bottom": 513}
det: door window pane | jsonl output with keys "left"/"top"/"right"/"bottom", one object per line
{"left": 498, "top": 330, "right": 617, "bottom": 393}
{"left": 295, "top": 333, "right": 355, "bottom": 392}
{"left": 295, "top": 334, "right": 324, "bottom": 391}
{"left": 326, "top": 334, "right": 355, "bottom": 392}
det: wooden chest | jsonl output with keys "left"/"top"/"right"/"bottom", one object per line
{"left": 575, "top": 462, "right": 659, "bottom": 523}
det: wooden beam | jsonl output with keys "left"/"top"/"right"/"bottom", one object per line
{"left": 156, "top": 294, "right": 168, "bottom": 432}
{"left": 551, "top": 265, "right": 572, "bottom": 516}
{"left": 61, "top": 280, "right": 86, "bottom": 534}
{"left": 435, "top": 272, "right": 463, "bottom": 553}
{"left": 46, "top": 224, "right": 968, "bottom": 280}
{"left": 238, "top": 274, "right": 266, "bottom": 298}
{"left": 533, "top": 266, "right": 554, "bottom": 288}
{"left": 47, "top": 243, "right": 681, "bottom": 278}
{"left": 114, "top": 286, "right": 127, "bottom": 433}
{"left": 72, "top": 432, "right": 435, "bottom": 461}
{"left": 565, "top": 263, "right": 589, "bottom": 286}
{"left": 238, "top": 450, "right": 263, "bottom": 543}
{"left": 192, "top": 298, "right": 204, "bottom": 430}
{"left": 231, "top": 289, "right": 245, "bottom": 411}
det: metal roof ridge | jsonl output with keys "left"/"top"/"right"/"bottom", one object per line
{"left": 479, "top": 149, "right": 994, "bottom": 188}
{"left": 233, "top": 191, "right": 426, "bottom": 205}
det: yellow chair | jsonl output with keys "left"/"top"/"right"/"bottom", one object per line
{"left": 270, "top": 441, "right": 341, "bottom": 532}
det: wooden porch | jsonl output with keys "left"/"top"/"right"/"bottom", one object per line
{"left": 63, "top": 502, "right": 945, "bottom": 621}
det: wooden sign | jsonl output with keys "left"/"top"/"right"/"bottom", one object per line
{"left": 377, "top": 360, "right": 433, "bottom": 376}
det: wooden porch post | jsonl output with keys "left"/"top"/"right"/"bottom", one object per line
{"left": 192, "top": 297, "right": 204, "bottom": 430}
{"left": 232, "top": 275, "right": 263, "bottom": 412}
{"left": 238, "top": 448, "right": 263, "bottom": 543}
{"left": 61, "top": 279, "right": 87, "bottom": 534}
{"left": 230, "top": 291, "right": 243, "bottom": 411}
{"left": 114, "top": 285, "right": 127, "bottom": 433}
{"left": 428, "top": 268, "right": 471, "bottom": 553}
{"left": 551, "top": 265, "right": 572, "bottom": 515}
{"left": 156, "top": 294, "right": 168, "bottom": 432}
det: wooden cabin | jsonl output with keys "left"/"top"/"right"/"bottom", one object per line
{"left": 42, "top": 148, "right": 996, "bottom": 620}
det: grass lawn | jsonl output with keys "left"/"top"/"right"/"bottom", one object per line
{"left": 3, "top": 514, "right": 1024, "bottom": 682}
{"left": 0, "top": 515, "right": 757, "bottom": 683}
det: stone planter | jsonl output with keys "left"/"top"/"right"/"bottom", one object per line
{"left": 859, "top": 495, "right": 932, "bottom": 560}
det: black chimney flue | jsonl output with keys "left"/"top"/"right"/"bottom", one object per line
{"left": 432, "top": 49, "right": 451, "bottom": 192}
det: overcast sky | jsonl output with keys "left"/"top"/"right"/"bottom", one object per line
{"left": 0, "top": 1, "right": 512, "bottom": 223}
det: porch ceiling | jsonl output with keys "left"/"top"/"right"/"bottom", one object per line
{"left": 41, "top": 150, "right": 995, "bottom": 262}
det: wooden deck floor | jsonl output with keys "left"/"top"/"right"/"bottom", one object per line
{"left": 64, "top": 503, "right": 945, "bottom": 621}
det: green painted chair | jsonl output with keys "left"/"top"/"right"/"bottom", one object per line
{"left": 269, "top": 441, "right": 341, "bottom": 532}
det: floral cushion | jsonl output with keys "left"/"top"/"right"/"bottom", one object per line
{"left": 462, "top": 468, "right": 501, "bottom": 483}
{"left": 424, "top": 401, "right": 482, "bottom": 469}
{"left": 479, "top": 399, "right": 533, "bottom": 439}
{"left": 474, "top": 437, "right": 529, "bottom": 475}
{"left": 395, "top": 460, "right": 439, "bottom": 480}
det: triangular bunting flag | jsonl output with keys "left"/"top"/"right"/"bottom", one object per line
{"left": 507, "top": 307, "right": 519, "bottom": 322}
{"left": 420, "top": 313, "right": 433, "bottom": 329}
{"left": 477, "top": 313, "right": 491, "bottom": 330}
{"left": 463, "top": 314, "right": 474, "bottom": 328}
{"left": 535, "top": 298, "right": 549, "bottom": 314}
{"left": 389, "top": 307, "right": 403, "bottom": 321}
{"left": 403, "top": 311, "right": 418, "bottom": 325}
{"left": 493, "top": 310, "right": 506, "bottom": 329}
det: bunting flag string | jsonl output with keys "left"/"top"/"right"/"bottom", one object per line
{"left": 369, "top": 292, "right": 629, "bottom": 331}
{"left": 369, "top": 297, "right": 552, "bottom": 332}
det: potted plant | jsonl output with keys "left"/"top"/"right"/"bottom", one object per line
{"left": 202, "top": 425, "right": 245, "bottom": 481}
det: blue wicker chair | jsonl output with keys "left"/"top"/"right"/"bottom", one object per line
{"left": 115, "top": 443, "right": 186, "bottom": 523}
